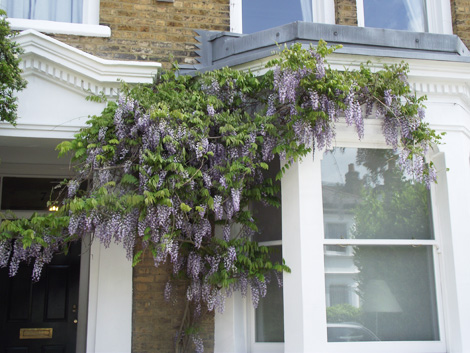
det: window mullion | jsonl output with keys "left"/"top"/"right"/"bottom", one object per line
{"left": 323, "top": 239, "right": 438, "bottom": 246}
{"left": 356, "top": 0, "right": 365, "bottom": 27}
{"left": 259, "top": 240, "right": 282, "bottom": 247}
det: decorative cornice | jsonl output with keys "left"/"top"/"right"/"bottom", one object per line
{"left": 15, "top": 30, "right": 161, "bottom": 97}
{"left": 0, "top": 30, "right": 162, "bottom": 141}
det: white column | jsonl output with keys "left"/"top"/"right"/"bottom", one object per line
{"left": 437, "top": 131, "right": 470, "bottom": 353}
{"left": 313, "top": 0, "right": 336, "bottom": 24}
{"left": 214, "top": 292, "right": 249, "bottom": 353}
{"left": 86, "top": 241, "right": 133, "bottom": 353}
{"left": 282, "top": 153, "right": 327, "bottom": 353}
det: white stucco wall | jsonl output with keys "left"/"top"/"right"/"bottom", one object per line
{"left": 86, "top": 241, "right": 133, "bottom": 353}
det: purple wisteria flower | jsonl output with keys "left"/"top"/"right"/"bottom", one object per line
{"left": 207, "top": 104, "right": 215, "bottom": 117}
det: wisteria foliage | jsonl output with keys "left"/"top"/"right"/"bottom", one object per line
{"left": 0, "top": 41, "right": 442, "bottom": 352}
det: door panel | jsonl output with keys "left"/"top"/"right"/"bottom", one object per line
{"left": 0, "top": 243, "right": 80, "bottom": 353}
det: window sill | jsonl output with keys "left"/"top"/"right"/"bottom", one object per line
{"left": 8, "top": 18, "right": 111, "bottom": 37}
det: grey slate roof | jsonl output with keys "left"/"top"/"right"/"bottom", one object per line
{"left": 180, "top": 22, "right": 470, "bottom": 74}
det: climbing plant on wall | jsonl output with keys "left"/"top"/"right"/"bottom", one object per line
{"left": 0, "top": 41, "right": 443, "bottom": 352}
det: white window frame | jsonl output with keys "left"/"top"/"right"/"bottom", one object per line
{"left": 281, "top": 119, "right": 447, "bottom": 353}
{"left": 356, "top": 0, "right": 452, "bottom": 34}
{"left": 4, "top": 0, "right": 110, "bottom": 37}
{"left": 229, "top": 0, "right": 335, "bottom": 34}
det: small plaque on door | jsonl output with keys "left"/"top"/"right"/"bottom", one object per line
{"left": 19, "top": 328, "right": 53, "bottom": 339}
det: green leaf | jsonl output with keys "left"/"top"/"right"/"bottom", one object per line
{"left": 180, "top": 203, "right": 192, "bottom": 212}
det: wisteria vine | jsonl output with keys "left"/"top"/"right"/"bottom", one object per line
{"left": 0, "top": 41, "right": 443, "bottom": 352}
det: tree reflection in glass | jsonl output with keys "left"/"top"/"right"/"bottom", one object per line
{"left": 322, "top": 148, "right": 439, "bottom": 342}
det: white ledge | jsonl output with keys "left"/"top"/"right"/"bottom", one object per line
{"left": 8, "top": 18, "right": 111, "bottom": 37}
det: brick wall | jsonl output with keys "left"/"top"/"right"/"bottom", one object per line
{"left": 334, "top": 0, "right": 358, "bottom": 26}
{"left": 451, "top": 0, "right": 470, "bottom": 49}
{"left": 133, "top": 253, "right": 214, "bottom": 353}
{"left": 51, "top": 0, "right": 230, "bottom": 68}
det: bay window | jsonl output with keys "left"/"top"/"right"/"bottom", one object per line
{"left": 214, "top": 122, "right": 451, "bottom": 353}
{"left": 249, "top": 137, "right": 446, "bottom": 352}
{"left": 278, "top": 117, "right": 447, "bottom": 352}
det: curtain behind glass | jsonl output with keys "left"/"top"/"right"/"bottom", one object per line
{"left": 1, "top": 0, "right": 82, "bottom": 23}
{"left": 300, "top": 0, "right": 313, "bottom": 22}
{"left": 364, "top": 0, "right": 426, "bottom": 32}
{"left": 403, "top": 0, "right": 426, "bottom": 32}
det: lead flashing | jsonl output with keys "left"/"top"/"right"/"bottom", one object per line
{"left": 189, "top": 22, "right": 470, "bottom": 73}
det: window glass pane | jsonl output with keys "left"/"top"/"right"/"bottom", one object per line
{"left": 0, "top": 0, "right": 83, "bottom": 23}
{"left": 255, "top": 245, "right": 284, "bottom": 342}
{"left": 324, "top": 245, "right": 439, "bottom": 342}
{"left": 321, "top": 148, "right": 434, "bottom": 240}
{"left": 242, "top": 0, "right": 310, "bottom": 34}
{"left": 364, "top": 0, "right": 427, "bottom": 32}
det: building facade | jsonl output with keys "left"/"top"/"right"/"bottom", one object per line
{"left": 1, "top": 1, "right": 470, "bottom": 353}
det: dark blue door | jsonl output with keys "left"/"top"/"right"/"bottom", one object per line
{"left": 0, "top": 242, "right": 80, "bottom": 353}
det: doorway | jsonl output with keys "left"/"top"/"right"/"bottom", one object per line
{"left": 0, "top": 242, "right": 81, "bottom": 353}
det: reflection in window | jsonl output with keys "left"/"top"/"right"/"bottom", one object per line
{"left": 364, "top": 0, "right": 427, "bottom": 32}
{"left": 325, "top": 223, "right": 348, "bottom": 253}
{"left": 0, "top": 0, "right": 83, "bottom": 23}
{"left": 329, "top": 284, "right": 350, "bottom": 306}
{"left": 325, "top": 246, "right": 439, "bottom": 341}
{"left": 321, "top": 148, "right": 434, "bottom": 240}
{"left": 322, "top": 148, "right": 439, "bottom": 342}
{"left": 242, "top": 0, "right": 312, "bottom": 34}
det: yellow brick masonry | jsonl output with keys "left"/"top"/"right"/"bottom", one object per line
{"left": 51, "top": 0, "right": 230, "bottom": 69}
{"left": 451, "top": 0, "right": 470, "bottom": 49}
{"left": 132, "top": 243, "right": 214, "bottom": 353}
{"left": 335, "top": 0, "right": 358, "bottom": 26}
